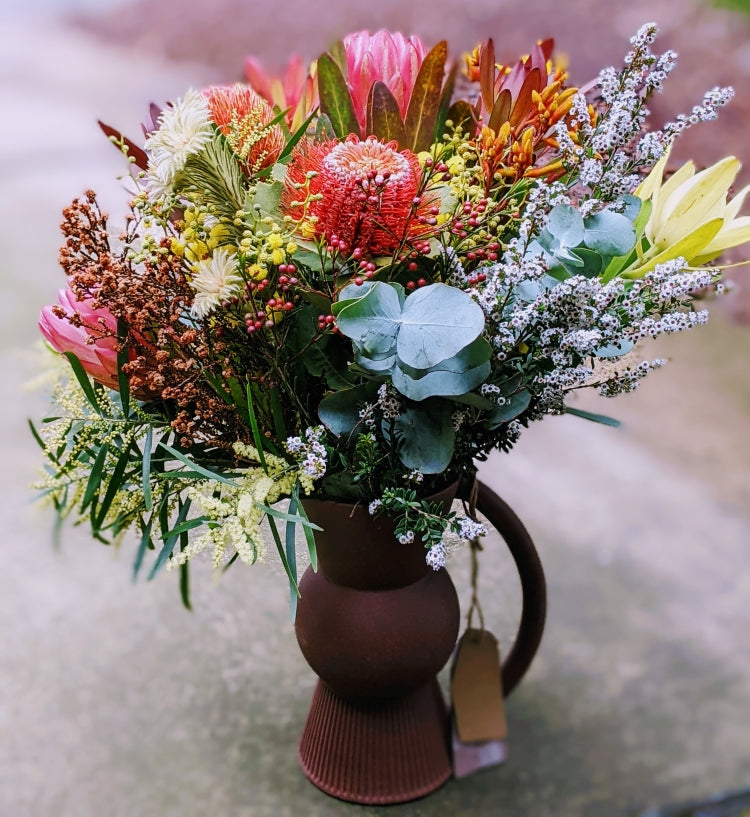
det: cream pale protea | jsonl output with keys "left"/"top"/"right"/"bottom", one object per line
{"left": 281, "top": 135, "right": 436, "bottom": 257}
{"left": 343, "top": 30, "right": 427, "bottom": 131}
{"left": 203, "top": 84, "right": 285, "bottom": 173}
{"left": 627, "top": 144, "right": 750, "bottom": 275}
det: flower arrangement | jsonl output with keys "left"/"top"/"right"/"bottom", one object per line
{"left": 33, "top": 24, "right": 750, "bottom": 606}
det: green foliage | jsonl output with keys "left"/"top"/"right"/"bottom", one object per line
{"left": 333, "top": 281, "right": 488, "bottom": 397}
{"left": 317, "top": 53, "right": 360, "bottom": 138}
{"left": 403, "top": 40, "right": 448, "bottom": 152}
{"left": 392, "top": 401, "right": 455, "bottom": 474}
{"left": 174, "top": 134, "right": 246, "bottom": 221}
{"left": 375, "top": 488, "right": 455, "bottom": 550}
{"left": 529, "top": 199, "right": 639, "bottom": 280}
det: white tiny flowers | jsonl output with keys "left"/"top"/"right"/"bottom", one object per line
{"left": 145, "top": 89, "right": 214, "bottom": 199}
{"left": 189, "top": 249, "right": 242, "bottom": 319}
{"left": 377, "top": 383, "right": 401, "bottom": 419}
{"left": 426, "top": 543, "right": 446, "bottom": 570}
{"left": 398, "top": 530, "right": 415, "bottom": 544}
{"left": 368, "top": 499, "right": 382, "bottom": 516}
{"left": 457, "top": 517, "right": 487, "bottom": 541}
{"left": 285, "top": 426, "right": 327, "bottom": 481}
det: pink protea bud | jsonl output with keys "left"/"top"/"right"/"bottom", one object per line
{"left": 39, "top": 287, "right": 120, "bottom": 388}
{"left": 244, "top": 54, "right": 319, "bottom": 131}
{"left": 343, "top": 30, "right": 428, "bottom": 129}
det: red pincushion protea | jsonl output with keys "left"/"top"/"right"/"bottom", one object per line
{"left": 203, "top": 84, "right": 284, "bottom": 173}
{"left": 282, "top": 135, "right": 436, "bottom": 257}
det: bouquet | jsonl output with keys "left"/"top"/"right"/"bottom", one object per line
{"left": 33, "top": 23, "right": 749, "bottom": 606}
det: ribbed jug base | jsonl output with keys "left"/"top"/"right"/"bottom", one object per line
{"left": 298, "top": 678, "right": 452, "bottom": 805}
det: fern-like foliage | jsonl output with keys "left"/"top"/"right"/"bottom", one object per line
{"left": 174, "top": 134, "right": 246, "bottom": 221}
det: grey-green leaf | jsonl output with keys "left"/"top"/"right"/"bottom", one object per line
{"left": 487, "top": 389, "right": 531, "bottom": 428}
{"left": 332, "top": 281, "right": 402, "bottom": 358}
{"left": 583, "top": 209, "right": 637, "bottom": 257}
{"left": 546, "top": 204, "right": 585, "bottom": 247}
{"left": 318, "top": 382, "right": 379, "bottom": 436}
{"left": 397, "top": 283, "right": 485, "bottom": 369}
{"left": 392, "top": 360, "right": 491, "bottom": 401}
{"left": 392, "top": 403, "right": 455, "bottom": 474}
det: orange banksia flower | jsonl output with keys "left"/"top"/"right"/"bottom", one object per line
{"left": 282, "top": 135, "right": 437, "bottom": 257}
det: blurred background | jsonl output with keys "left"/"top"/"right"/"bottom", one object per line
{"left": 2, "top": 1, "right": 749, "bottom": 815}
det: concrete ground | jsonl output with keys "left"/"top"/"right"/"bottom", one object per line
{"left": 1, "top": 3, "right": 750, "bottom": 816}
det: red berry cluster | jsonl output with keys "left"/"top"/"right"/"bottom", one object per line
{"left": 242, "top": 265, "right": 300, "bottom": 334}
{"left": 316, "top": 313, "right": 336, "bottom": 331}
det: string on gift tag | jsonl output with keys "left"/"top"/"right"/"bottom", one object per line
{"left": 450, "top": 477, "right": 508, "bottom": 778}
{"left": 464, "top": 476, "right": 486, "bottom": 634}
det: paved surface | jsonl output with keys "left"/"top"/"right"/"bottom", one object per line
{"left": 1, "top": 5, "right": 750, "bottom": 817}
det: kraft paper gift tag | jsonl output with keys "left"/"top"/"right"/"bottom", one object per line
{"left": 450, "top": 628, "right": 508, "bottom": 778}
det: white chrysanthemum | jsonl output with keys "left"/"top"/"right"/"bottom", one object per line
{"left": 189, "top": 248, "right": 242, "bottom": 319}
{"left": 145, "top": 89, "right": 213, "bottom": 198}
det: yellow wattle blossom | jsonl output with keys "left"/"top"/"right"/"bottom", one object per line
{"left": 174, "top": 206, "right": 234, "bottom": 262}
{"left": 627, "top": 144, "right": 750, "bottom": 276}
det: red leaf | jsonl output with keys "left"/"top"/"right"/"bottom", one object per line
{"left": 404, "top": 40, "right": 448, "bottom": 153}
{"left": 479, "top": 39, "right": 496, "bottom": 116}
{"left": 488, "top": 89, "right": 512, "bottom": 133}
{"left": 98, "top": 120, "right": 148, "bottom": 170}
{"left": 509, "top": 68, "right": 542, "bottom": 129}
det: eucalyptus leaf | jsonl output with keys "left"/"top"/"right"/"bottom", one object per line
{"left": 583, "top": 209, "right": 637, "bottom": 257}
{"left": 397, "top": 283, "right": 485, "bottom": 369}
{"left": 351, "top": 347, "right": 397, "bottom": 374}
{"left": 546, "top": 204, "right": 585, "bottom": 248}
{"left": 392, "top": 360, "right": 491, "bottom": 401}
{"left": 573, "top": 246, "right": 604, "bottom": 278}
{"left": 318, "top": 382, "right": 379, "bottom": 436}
{"left": 392, "top": 402, "right": 455, "bottom": 474}
{"left": 594, "top": 339, "right": 634, "bottom": 358}
{"left": 333, "top": 281, "right": 402, "bottom": 358}
{"left": 619, "top": 194, "right": 643, "bottom": 223}
{"left": 251, "top": 179, "right": 284, "bottom": 220}
{"left": 486, "top": 389, "right": 531, "bottom": 428}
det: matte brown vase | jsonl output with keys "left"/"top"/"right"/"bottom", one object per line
{"left": 294, "top": 483, "right": 461, "bottom": 805}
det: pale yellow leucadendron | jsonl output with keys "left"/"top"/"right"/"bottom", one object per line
{"left": 623, "top": 143, "right": 750, "bottom": 277}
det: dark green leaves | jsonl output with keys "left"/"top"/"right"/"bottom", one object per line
{"left": 392, "top": 402, "right": 455, "bottom": 474}
{"left": 366, "top": 82, "right": 406, "bottom": 146}
{"left": 318, "top": 53, "right": 360, "bottom": 138}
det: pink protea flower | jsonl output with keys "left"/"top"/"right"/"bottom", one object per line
{"left": 343, "top": 30, "right": 428, "bottom": 130}
{"left": 281, "top": 134, "right": 437, "bottom": 257}
{"left": 202, "top": 84, "right": 285, "bottom": 173}
{"left": 39, "top": 287, "right": 119, "bottom": 388}
{"left": 244, "top": 54, "right": 318, "bottom": 131}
